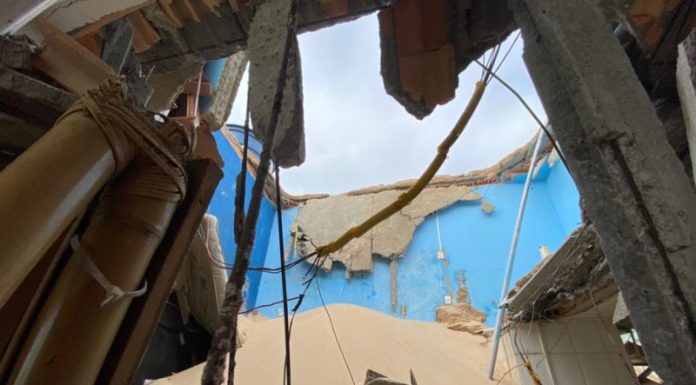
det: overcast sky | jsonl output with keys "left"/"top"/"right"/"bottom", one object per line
{"left": 228, "top": 14, "right": 545, "bottom": 196}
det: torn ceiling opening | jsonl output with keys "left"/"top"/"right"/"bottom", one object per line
{"left": 290, "top": 137, "right": 554, "bottom": 273}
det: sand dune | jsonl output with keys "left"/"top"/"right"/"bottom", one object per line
{"left": 152, "top": 304, "right": 518, "bottom": 385}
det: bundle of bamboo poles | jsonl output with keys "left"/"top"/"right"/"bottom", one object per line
{"left": 0, "top": 79, "right": 194, "bottom": 385}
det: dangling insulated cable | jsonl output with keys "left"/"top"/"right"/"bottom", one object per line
{"left": 274, "top": 165, "right": 293, "bottom": 385}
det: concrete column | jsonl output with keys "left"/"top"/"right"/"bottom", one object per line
{"left": 677, "top": 30, "right": 696, "bottom": 185}
{"left": 511, "top": 0, "right": 696, "bottom": 383}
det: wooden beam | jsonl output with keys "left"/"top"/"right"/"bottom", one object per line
{"left": 98, "top": 159, "right": 222, "bottom": 385}
{"left": 127, "top": 10, "right": 161, "bottom": 54}
{"left": 32, "top": 17, "right": 115, "bottom": 94}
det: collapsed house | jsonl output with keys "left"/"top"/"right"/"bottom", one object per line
{"left": 1, "top": 0, "right": 696, "bottom": 385}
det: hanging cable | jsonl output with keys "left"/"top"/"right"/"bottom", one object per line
{"left": 316, "top": 279, "right": 357, "bottom": 385}
{"left": 473, "top": 59, "right": 568, "bottom": 169}
{"left": 274, "top": 164, "right": 293, "bottom": 385}
{"left": 202, "top": 0, "right": 299, "bottom": 379}
{"left": 233, "top": 84, "right": 252, "bottom": 245}
{"left": 239, "top": 295, "right": 301, "bottom": 315}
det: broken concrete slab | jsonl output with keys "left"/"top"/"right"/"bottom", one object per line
{"left": 247, "top": 0, "right": 305, "bottom": 168}
{"left": 294, "top": 185, "right": 481, "bottom": 272}
{"left": 378, "top": 0, "right": 515, "bottom": 118}
{"left": 145, "top": 56, "right": 203, "bottom": 111}
{"left": 0, "top": 66, "right": 77, "bottom": 124}
{"left": 0, "top": 36, "right": 32, "bottom": 71}
{"left": 513, "top": 1, "right": 696, "bottom": 382}
{"left": 201, "top": 51, "right": 248, "bottom": 130}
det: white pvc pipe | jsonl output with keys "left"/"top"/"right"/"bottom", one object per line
{"left": 1, "top": 0, "right": 63, "bottom": 35}
{"left": 486, "top": 129, "right": 545, "bottom": 379}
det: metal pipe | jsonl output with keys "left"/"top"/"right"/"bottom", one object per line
{"left": 486, "top": 129, "right": 545, "bottom": 379}
{"left": 1, "top": 0, "right": 63, "bottom": 35}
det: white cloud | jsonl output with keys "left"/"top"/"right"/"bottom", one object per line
{"left": 229, "top": 14, "right": 546, "bottom": 195}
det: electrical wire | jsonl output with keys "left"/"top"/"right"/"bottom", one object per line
{"left": 274, "top": 164, "right": 293, "bottom": 385}
{"left": 316, "top": 278, "right": 357, "bottom": 385}
{"left": 239, "top": 295, "right": 301, "bottom": 315}
{"left": 472, "top": 59, "right": 568, "bottom": 170}
{"left": 494, "top": 31, "right": 521, "bottom": 75}
{"left": 233, "top": 79, "right": 253, "bottom": 245}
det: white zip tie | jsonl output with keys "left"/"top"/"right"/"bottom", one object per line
{"left": 70, "top": 236, "right": 147, "bottom": 307}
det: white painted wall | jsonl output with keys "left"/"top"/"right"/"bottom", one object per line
{"left": 503, "top": 301, "right": 639, "bottom": 385}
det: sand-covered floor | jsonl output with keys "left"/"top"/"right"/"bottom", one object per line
{"left": 152, "top": 304, "right": 518, "bottom": 385}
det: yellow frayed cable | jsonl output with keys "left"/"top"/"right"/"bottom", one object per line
{"left": 315, "top": 81, "right": 487, "bottom": 256}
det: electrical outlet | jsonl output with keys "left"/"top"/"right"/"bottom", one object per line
{"left": 444, "top": 295, "right": 452, "bottom": 304}
{"left": 276, "top": 308, "right": 284, "bottom": 317}
{"left": 437, "top": 250, "right": 445, "bottom": 260}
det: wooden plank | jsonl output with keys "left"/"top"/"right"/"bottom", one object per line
{"left": 98, "top": 159, "right": 222, "bottom": 385}
{"left": 127, "top": 10, "right": 161, "bottom": 54}
{"left": 158, "top": 0, "right": 185, "bottom": 27}
{"left": 183, "top": 80, "right": 212, "bottom": 96}
{"left": 32, "top": 17, "right": 115, "bottom": 94}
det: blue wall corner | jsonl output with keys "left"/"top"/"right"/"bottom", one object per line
{"left": 205, "top": 129, "right": 276, "bottom": 308}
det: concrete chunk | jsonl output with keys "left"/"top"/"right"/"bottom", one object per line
{"left": 0, "top": 36, "right": 32, "bottom": 71}
{"left": 248, "top": 0, "right": 305, "bottom": 167}
{"left": 0, "top": 66, "right": 76, "bottom": 124}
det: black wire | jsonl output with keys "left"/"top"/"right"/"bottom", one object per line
{"left": 248, "top": 251, "right": 317, "bottom": 273}
{"left": 274, "top": 164, "right": 293, "bottom": 385}
{"left": 494, "top": 31, "right": 521, "bottom": 75}
{"left": 316, "top": 279, "right": 356, "bottom": 385}
{"left": 472, "top": 59, "right": 569, "bottom": 170}
{"left": 233, "top": 85, "right": 252, "bottom": 244}
{"left": 238, "top": 295, "right": 301, "bottom": 315}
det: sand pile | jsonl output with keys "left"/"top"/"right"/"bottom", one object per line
{"left": 152, "top": 304, "right": 517, "bottom": 385}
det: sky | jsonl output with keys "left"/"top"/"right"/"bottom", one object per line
{"left": 228, "top": 14, "right": 546, "bottom": 196}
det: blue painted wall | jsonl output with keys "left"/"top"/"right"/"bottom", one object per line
{"left": 252, "top": 161, "right": 581, "bottom": 325}
{"left": 208, "top": 131, "right": 581, "bottom": 321}
{"left": 545, "top": 160, "right": 582, "bottom": 234}
{"left": 206, "top": 127, "right": 276, "bottom": 307}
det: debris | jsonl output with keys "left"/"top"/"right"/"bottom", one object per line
{"left": 202, "top": 51, "right": 248, "bottom": 131}
{"left": 248, "top": 0, "right": 305, "bottom": 167}
{"left": 295, "top": 186, "right": 481, "bottom": 272}
{"left": 435, "top": 287, "right": 488, "bottom": 336}
{"left": 481, "top": 200, "right": 495, "bottom": 214}
{"left": 150, "top": 305, "right": 518, "bottom": 385}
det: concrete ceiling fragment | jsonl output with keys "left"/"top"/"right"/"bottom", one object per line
{"left": 294, "top": 185, "right": 482, "bottom": 273}
{"left": 247, "top": 0, "right": 305, "bottom": 168}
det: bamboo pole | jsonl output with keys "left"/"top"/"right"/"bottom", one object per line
{"left": 0, "top": 109, "right": 120, "bottom": 309}
{"left": 7, "top": 152, "right": 187, "bottom": 385}
{"left": 0, "top": 215, "right": 83, "bottom": 384}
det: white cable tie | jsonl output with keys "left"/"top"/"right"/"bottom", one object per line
{"left": 70, "top": 236, "right": 147, "bottom": 307}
